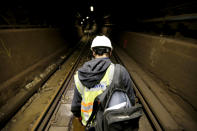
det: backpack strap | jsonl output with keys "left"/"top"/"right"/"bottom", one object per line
{"left": 86, "top": 64, "right": 122, "bottom": 126}
{"left": 113, "top": 64, "right": 122, "bottom": 87}
{"left": 104, "top": 64, "right": 122, "bottom": 110}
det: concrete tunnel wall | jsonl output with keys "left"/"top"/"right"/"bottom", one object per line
{"left": 0, "top": 28, "right": 75, "bottom": 106}
{"left": 115, "top": 32, "right": 197, "bottom": 110}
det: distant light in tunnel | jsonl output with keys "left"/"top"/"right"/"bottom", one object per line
{"left": 83, "top": 19, "right": 85, "bottom": 21}
{"left": 81, "top": 22, "right": 83, "bottom": 24}
{"left": 86, "top": 16, "right": 89, "bottom": 19}
{"left": 90, "top": 6, "right": 94, "bottom": 12}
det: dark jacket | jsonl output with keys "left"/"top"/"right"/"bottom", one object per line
{"left": 71, "top": 58, "right": 135, "bottom": 117}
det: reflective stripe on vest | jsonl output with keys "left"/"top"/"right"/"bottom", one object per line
{"left": 74, "top": 63, "right": 115, "bottom": 125}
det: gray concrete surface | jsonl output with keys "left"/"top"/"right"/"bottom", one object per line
{"left": 114, "top": 32, "right": 197, "bottom": 130}
{"left": 2, "top": 47, "right": 82, "bottom": 131}
{"left": 115, "top": 32, "right": 197, "bottom": 111}
{"left": 48, "top": 84, "right": 74, "bottom": 131}
{"left": 0, "top": 28, "right": 73, "bottom": 107}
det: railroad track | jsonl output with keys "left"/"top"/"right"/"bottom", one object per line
{"left": 112, "top": 51, "right": 157, "bottom": 131}
{"left": 3, "top": 41, "right": 166, "bottom": 131}
{"left": 31, "top": 43, "right": 90, "bottom": 131}
{"left": 33, "top": 53, "right": 82, "bottom": 130}
{"left": 1, "top": 41, "right": 89, "bottom": 131}
{"left": 32, "top": 46, "right": 156, "bottom": 131}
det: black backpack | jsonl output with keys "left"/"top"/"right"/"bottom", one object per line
{"left": 86, "top": 64, "right": 143, "bottom": 131}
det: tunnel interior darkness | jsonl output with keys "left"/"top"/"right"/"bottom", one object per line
{"left": 0, "top": 0, "right": 197, "bottom": 39}
{"left": 0, "top": 0, "right": 197, "bottom": 130}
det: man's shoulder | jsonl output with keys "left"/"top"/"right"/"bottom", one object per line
{"left": 114, "top": 64, "right": 127, "bottom": 71}
{"left": 114, "top": 64, "right": 130, "bottom": 77}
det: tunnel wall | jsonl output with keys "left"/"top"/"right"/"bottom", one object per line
{"left": 0, "top": 28, "right": 72, "bottom": 106}
{"left": 115, "top": 32, "right": 197, "bottom": 110}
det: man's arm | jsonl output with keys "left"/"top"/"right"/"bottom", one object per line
{"left": 120, "top": 65, "right": 136, "bottom": 105}
{"left": 71, "top": 87, "right": 82, "bottom": 117}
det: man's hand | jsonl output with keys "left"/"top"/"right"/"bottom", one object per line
{"left": 72, "top": 117, "right": 85, "bottom": 131}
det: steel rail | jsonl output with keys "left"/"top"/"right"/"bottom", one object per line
{"left": 31, "top": 43, "right": 87, "bottom": 131}
{"left": 112, "top": 50, "right": 161, "bottom": 130}
{"left": 33, "top": 45, "right": 159, "bottom": 131}
{"left": 0, "top": 45, "right": 82, "bottom": 129}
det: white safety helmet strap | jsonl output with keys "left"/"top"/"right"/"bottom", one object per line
{"left": 91, "top": 35, "right": 113, "bottom": 50}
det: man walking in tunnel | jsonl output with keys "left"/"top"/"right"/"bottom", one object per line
{"left": 71, "top": 35, "right": 136, "bottom": 129}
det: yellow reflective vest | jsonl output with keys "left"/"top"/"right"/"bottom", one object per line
{"left": 74, "top": 63, "right": 115, "bottom": 125}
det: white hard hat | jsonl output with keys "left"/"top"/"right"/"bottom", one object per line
{"left": 91, "top": 35, "right": 113, "bottom": 50}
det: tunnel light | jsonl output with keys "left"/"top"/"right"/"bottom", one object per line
{"left": 83, "top": 19, "right": 85, "bottom": 21}
{"left": 81, "top": 22, "right": 83, "bottom": 24}
{"left": 86, "top": 16, "right": 89, "bottom": 19}
{"left": 90, "top": 6, "right": 94, "bottom": 12}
